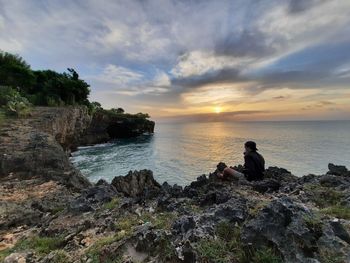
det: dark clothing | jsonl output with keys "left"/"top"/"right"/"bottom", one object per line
{"left": 243, "top": 151, "right": 265, "bottom": 181}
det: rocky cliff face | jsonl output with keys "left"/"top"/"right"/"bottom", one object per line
{"left": 0, "top": 107, "right": 155, "bottom": 189}
{"left": 0, "top": 107, "right": 92, "bottom": 190}
{"left": 79, "top": 111, "right": 155, "bottom": 145}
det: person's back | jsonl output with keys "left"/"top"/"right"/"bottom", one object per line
{"left": 243, "top": 141, "right": 265, "bottom": 181}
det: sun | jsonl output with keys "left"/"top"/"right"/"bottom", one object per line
{"left": 214, "top": 106, "right": 222, "bottom": 114}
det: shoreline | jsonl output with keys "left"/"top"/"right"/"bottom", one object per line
{"left": 0, "top": 106, "right": 349, "bottom": 263}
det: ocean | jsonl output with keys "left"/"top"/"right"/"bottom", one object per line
{"left": 70, "top": 121, "right": 350, "bottom": 186}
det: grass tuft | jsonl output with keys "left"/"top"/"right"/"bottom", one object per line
{"left": 197, "top": 221, "right": 282, "bottom": 263}
{"left": 103, "top": 197, "right": 120, "bottom": 210}
{"left": 0, "top": 235, "right": 65, "bottom": 261}
{"left": 320, "top": 205, "right": 350, "bottom": 219}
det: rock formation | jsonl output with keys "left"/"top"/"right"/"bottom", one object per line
{"left": 0, "top": 107, "right": 349, "bottom": 263}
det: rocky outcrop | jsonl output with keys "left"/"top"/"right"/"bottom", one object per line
{"left": 1, "top": 165, "right": 350, "bottom": 262}
{"left": 1, "top": 110, "right": 349, "bottom": 263}
{"left": 111, "top": 170, "right": 161, "bottom": 198}
{"left": 79, "top": 110, "right": 155, "bottom": 145}
{"left": 0, "top": 107, "right": 91, "bottom": 190}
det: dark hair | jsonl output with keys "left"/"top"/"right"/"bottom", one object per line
{"left": 217, "top": 162, "right": 227, "bottom": 172}
{"left": 245, "top": 141, "right": 258, "bottom": 151}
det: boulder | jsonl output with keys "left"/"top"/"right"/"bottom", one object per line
{"left": 70, "top": 182, "right": 118, "bottom": 212}
{"left": 252, "top": 179, "right": 281, "bottom": 193}
{"left": 327, "top": 163, "right": 350, "bottom": 176}
{"left": 111, "top": 170, "right": 161, "bottom": 198}
{"left": 241, "top": 197, "right": 322, "bottom": 263}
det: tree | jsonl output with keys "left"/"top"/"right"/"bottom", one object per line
{"left": 136, "top": 112, "right": 150, "bottom": 119}
{"left": 110, "top": 107, "right": 125, "bottom": 114}
{"left": 0, "top": 51, "right": 35, "bottom": 92}
{"left": 116, "top": 108, "right": 124, "bottom": 114}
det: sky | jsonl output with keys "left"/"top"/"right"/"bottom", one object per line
{"left": 0, "top": 0, "right": 350, "bottom": 121}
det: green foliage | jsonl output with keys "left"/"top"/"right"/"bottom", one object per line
{"left": 136, "top": 112, "right": 150, "bottom": 119}
{"left": 110, "top": 107, "right": 125, "bottom": 114}
{"left": 86, "top": 234, "right": 124, "bottom": 263}
{"left": 303, "top": 214, "right": 323, "bottom": 233}
{"left": 197, "top": 221, "right": 282, "bottom": 263}
{"left": 0, "top": 235, "right": 65, "bottom": 261}
{"left": 50, "top": 250, "right": 71, "bottom": 263}
{"left": 0, "top": 108, "right": 6, "bottom": 125}
{"left": 321, "top": 205, "right": 350, "bottom": 219}
{"left": 304, "top": 184, "right": 344, "bottom": 208}
{"left": 0, "top": 51, "right": 90, "bottom": 107}
{"left": 197, "top": 221, "right": 243, "bottom": 263}
{"left": 0, "top": 51, "right": 35, "bottom": 90}
{"left": 103, "top": 198, "right": 120, "bottom": 210}
{"left": 88, "top": 101, "right": 103, "bottom": 114}
{"left": 0, "top": 86, "right": 32, "bottom": 117}
{"left": 31, "top": 68, "right": 90, "bottom": 106}
{"left": 251, "top": 248, "right": 283, "bottom": 263}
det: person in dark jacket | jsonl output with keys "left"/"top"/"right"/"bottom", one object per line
{"left": 217, "top": 141, "right": 265, "bottom": 181}
{"left": 243, "top": 141, "right": 265, "bottom": 181}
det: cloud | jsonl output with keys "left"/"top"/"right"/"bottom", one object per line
{"left": 158, "top": 110, "right": 268, "bottom": 123}
{"left": 0, "top": 0, "right": 350, "bottom": 119}
{"left": 91, "top": 64, "right": 143, "bottom": 86}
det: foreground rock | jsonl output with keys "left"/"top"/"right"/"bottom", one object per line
{"left": 1, "top": 163, "right": 350, "bottom": 263}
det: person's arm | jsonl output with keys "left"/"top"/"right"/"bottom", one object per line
{"left": 243, "top": 154, "right": 255, "bottom": 180}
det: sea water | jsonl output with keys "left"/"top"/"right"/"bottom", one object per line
{"left": 70, "top": 121, "right": 350, "bottom": 186}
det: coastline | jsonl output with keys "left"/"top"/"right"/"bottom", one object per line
{"left": 0, "top": 107, "right": 349, "bottom": 263}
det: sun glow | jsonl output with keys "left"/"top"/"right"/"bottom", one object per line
{"left": 214, "top": 106, "right": 222, "bottom": 113}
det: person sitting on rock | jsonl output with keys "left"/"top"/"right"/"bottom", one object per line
{"left": 217, "top": 141, "right": 265, "bottom": 181}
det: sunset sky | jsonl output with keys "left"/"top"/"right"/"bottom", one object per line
{"left": 1, "top": 0, "right": 350, "bottom": 121}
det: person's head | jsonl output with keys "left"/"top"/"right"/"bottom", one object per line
{"left": 245, "top": 141, "right": 258, "bottom": 152}
{"left": 216, "top": 162, "right": 227, "bottom": 173}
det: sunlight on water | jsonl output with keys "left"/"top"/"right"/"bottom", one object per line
{"left": 70, "top": 121, "right": 350, "bottom": 186}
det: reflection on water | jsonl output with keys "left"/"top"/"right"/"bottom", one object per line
{"left": 71, "top": 121, "right": 350, "bottom": 186}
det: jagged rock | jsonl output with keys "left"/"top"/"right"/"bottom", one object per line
{"left": 241, "top": 196, "right": 323, "bottom": 263}
{"left": 215, "top": 199, "right": 247, "bottom": 223}
{"left": 252, "top": 178, "right": 281, "bottom": 193}
{"left": 172, "top": 216, "right": 196, "bottom": 235}
{"left": 111, "top": 170, "right": 161, "bottom": 198}
{"left": 161, "top": 182, "right": 183, "bottom": 198}
{"left": 327, "top": 163, "right": 350, "bottom": 176}
{"left": 199, "top": 191, "right": 231, "bottom": 206}
{"left": 264, "top": 166, "right": 298, "bottom": 183}
{"left": 330, "top": 220, "right": 350, "bottom": 244}
{"left": 188, "top": 175, "right": 209, "bottom": 188}
{"left": 319, "top": 174, "right": 347, "bottom": 187}
{"left": 69, "top": 183, "right": 118, "bottom": 212}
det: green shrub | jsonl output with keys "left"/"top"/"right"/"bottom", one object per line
{"left": 0, "top": 86, "right": 32, "bottom": 117}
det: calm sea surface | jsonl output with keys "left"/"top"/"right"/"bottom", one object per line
{"left": 70, "top": 121, "right": 350, "bottom": 186}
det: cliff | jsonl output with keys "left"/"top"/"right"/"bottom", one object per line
{"left": 79, "top": 110, "right": 155, "bottom": 145}
{"left": 0, "top": 106, "right": 92, "bottom": 190}
{"left": 0, "top": 106, "right": 155, "bottom": 189}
